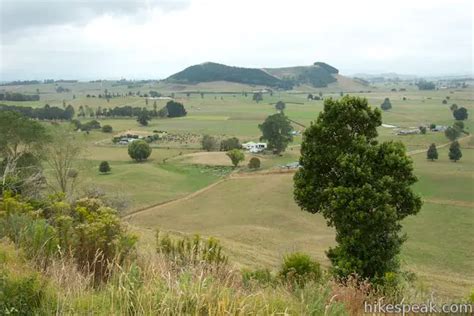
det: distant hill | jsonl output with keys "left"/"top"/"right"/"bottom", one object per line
{"left": 165, "top": 61, "right": 363, "bottom": 90}
{"left": 166, "top": 62, "right": 286, "bottom": 88}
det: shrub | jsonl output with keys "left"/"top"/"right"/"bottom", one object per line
{"left": 380, "top": 98, "right": 392, "bottom": 111}
{"left": 99, "top": 161, "right": 111, "bottom": 174}
{"left": 226, "top": 149, "right": 245, "bottom": 167}
{"left": 201, "top": 135, "right": 219, "bottom": 152}
{"left": 248, "top": 157, "right": 261, "bottom": 169}
{"left": 453, "top": 107, "right": 468, "bottom": 120}
{"left": 419, "top": 126, "right": 427, "bottom": 134}
{"left": 102, "top": 125, "right": 113, "bottom": 133}
{"left": 128, "top": 140, "right": 152, "bottom": 162}
{"left": 220, "top": 137, "right": 241, "bottom": 151}
{"left": 279, "top": 253, "right": 321, "bottom": 286}
{"left": 155, "top": 231, "right": 228, "bottom": 267}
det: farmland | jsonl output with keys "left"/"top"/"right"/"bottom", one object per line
{"left": 1, "top": 79, "right": 473, "bottom": 299}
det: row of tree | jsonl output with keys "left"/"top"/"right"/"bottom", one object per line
{"left": 0, "top": 103, "right": 75, "bottom": 120}
{"left": 0, "top": 92, "right": 40, "bottom": 101}
{"left": 427, "top": 142, "right": 462, "bottom": 162}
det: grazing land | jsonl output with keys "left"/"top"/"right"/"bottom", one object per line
{"left": 1, "top": 78, "right": 473, "bottom": 299}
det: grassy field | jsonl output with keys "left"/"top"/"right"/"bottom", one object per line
{"left": 1, "top": 80, "right": 473, "bottom": 299}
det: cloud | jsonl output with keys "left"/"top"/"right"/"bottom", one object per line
{"left": 0, "top": 0, "right": 472, "bottom": 80}
{"left": 0, "top": 0, "right": 190, "bottom": 34}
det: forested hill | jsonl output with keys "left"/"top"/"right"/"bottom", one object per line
{"left": 165, "top": 61, "right": 345, "bottom": 89}
{"left": 165, "top": 62, "right": 286, "bottom": 88}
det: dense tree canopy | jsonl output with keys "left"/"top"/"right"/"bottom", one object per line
{"left": 427, "top": 143, "right": 438, "bottom": 161}
{"left": 0, "top": 111, "right": 49, "bottom": 191}
{"left": 220, "top": 137, "right": 241, "bottom": 151}
{"left": 380, "top": 98, "right": 392, "bottom": 111}
{"left": 448, "top": 141, "right": 462, "bottom": 162}
{"left": 453, "top": 107, "right": 468, "bottom": 120}
{"left": 128, "top": 140, "right": 152, "bottom": 162}
{"left": 201, "top": 135, "right": 219, "bottom": 152}
{"left": 416, "top": 80, "right": 436, "bottom": 90}
{"left": 258, "top": 113, "right": 293, "bottom": 154}
{"left": 275, "top": 101, "right": 286, "bottom": 112}
{"left": 0, "top": 104, "right": 74, "bottom": 120}
{"left": 294, "top": 96, "right": 422, "bottom": 282}
{"left": 165, "top": 101, "right": 187, "bottom": 118}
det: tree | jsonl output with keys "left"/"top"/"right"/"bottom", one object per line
{"left": 453, "top": 107, "right": 468, "bottom": 120}
{"left": 380, "top": 97, "right": 392, "bottom": 111}
{"left": 137, "top": 110, "right": 151, "bottom": 126}
{"left": 201, "top": 135, "right": 219, "bottom": 152}
{"left": 448, "top": 141, "right": 462, "bottom": 162}
{"left": 0, "top": 111, "right": 49, "bottom": 190}
{"left": 294, "top": 96, "right": 422, "bottom": 282}
{"left": 307, "top": 94, "right": 313, "bottom": 100}
{"left": 252, "top": 92, "right": 263, "bottom": 103}
{"left": 442, "top": 99, "right": 447, "bottom": 104}
{"left": 102, "top": 125, "right": 113, "bottom": 133}
{"left": 46, "top": 128, "right": 82, "bottom": 195}
{"left": 275, "top": 101, "right": 286, "bottom": 112}
{"left": 248, "top": 157, "right": 261, "bottom": 169}
{"left": 128, "top": 140, "right": 152, "bottom": 162}
{"left": 445, "top": 126, "right": 461, "bottom": 141}
{"left": 65, "top": 104, "right": 75, "bottom": 120}
{"left": 259, "top": 113, "right": 293, "bottom": 154}
{"left": 419, "top": 126, "right": 427, "bottom": 134}
{"left": 99, "top": 161, "right": 111, "bottom": 174}
{"left": 220, "top": 137, "right": 241, "bottom": 151}
{"left": 453, "top": 121, "right": 464, "bottom": 131}
{"left": 165, "top": 101, "right": 187, "bottom": 117}
{"left": 426, "top": 143, "right": 438, "bottom": 161}
{"left": 416, "top": 80, "right": 435, "bottom": 90}
{"left": 450, "top": 103, "right": 458, "bottom": 112}
{"left": 226, "top": 149, "right": 244, "bottom": 167}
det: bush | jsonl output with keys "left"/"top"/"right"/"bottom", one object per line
{"left": 128, "top": 140, "right": 152, "bottom": 162}
{"left": 220, "top": 137, "right": 241, "bottom": 151}
{"left": 279, "top": 253, "right": 321, "bottom": 286}
{"left": 155, "top": 231, "right": 228, "bottom": 267}
{"left": 201, "top": 135, "right": 219, "bottom": 152}
{"left": 99, "top": 161, "right": 111, "bottom": 174}
{"left": 102, "top": 125, "right": 113, "bottom": 133}
{"left": 0, "top": 270, "right": 47, "bottom": 315}
{"left": 226, "top": 149, "right": 245, "bottom": 167}
{"left": 248, "top": 157, "right": 261, "bottom": 169}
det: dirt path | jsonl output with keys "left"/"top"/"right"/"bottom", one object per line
{"left": 407, "top": 135, "right": 471, "bottom": 156}
{"left": 122, "top": 169, "right": 296, "bottom": 220}
{"left": 123, "top": 135, "right": 472, "bottom": 220}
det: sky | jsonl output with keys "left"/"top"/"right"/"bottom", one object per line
{"left": 0, "top": 0, "right": 472, "bottom": 80}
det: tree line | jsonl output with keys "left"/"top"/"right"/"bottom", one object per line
{"left": 0, "top": 92, "right": 40, "bottom": 101}
{"left": 0, "top": 103, "right": 74, "bottom": 120}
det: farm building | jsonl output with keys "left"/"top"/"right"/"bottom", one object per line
{"left": 431, "top": 125, "right": 448, "bottom": 132}
{"left": 397, "top": 129, "right": 420, "bottom": 135}
{"left": 242, "top": 141, "right": 267, "bottom": 153}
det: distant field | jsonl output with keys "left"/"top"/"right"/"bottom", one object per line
{"left": 2, "top": 80, "right": 473, "bottom": 299}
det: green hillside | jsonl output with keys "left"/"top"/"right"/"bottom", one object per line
{"left": 264, "top": 62, "right": 338, "bottom": 87}
{"left": 166, "top": 62, "right": 286, "bottom": 88}
{"left": 166, "top": 61, "right": 350, "bottom": 89}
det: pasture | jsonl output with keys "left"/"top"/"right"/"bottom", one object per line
{"left": 1, "top": 79, "right": 473, "bottom": 298}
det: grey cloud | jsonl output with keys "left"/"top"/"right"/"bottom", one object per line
{"left": 0, "top": 0, "right": 190, "bottom": 34}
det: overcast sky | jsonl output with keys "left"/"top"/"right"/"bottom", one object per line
{"left": 0, "top": 0, "right": 472, "bottom": 80}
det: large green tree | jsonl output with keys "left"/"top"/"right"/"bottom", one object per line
{"left": 448, "top": 141, "right": 462, "bottom": 162}
{"left": 128, "top": 140, "right": 152, "bottom": 162}
{"left": 426, "top": 143, "right": 438, "bottom": 161}
{"left": 258, "top": 113, "right": 293, "bottom": 154}
{"left": 294, "top": 96, "right": 422, "bottom": 282}
{"left": 0, "top": 111, "right": 49, "bottom": 191}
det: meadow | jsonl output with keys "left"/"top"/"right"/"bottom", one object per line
{"left": 1, "top": 79, "right": 472, "bottom": 299}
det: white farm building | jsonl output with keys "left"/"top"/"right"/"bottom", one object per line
{"left": 242, "top": 141, "right": 267, "bottom": 153}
